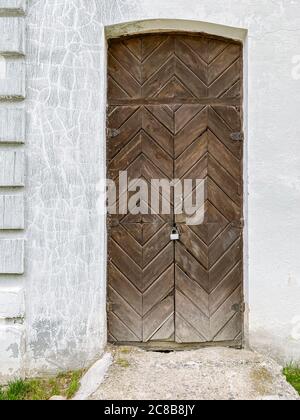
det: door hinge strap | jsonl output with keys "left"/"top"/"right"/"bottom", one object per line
{"left": 230, "top": 132, "right": 244, "bottom": 141}
{"left": 107, "top": 302, "right": 114, "bottom": 312}
{"left": 232, "top": 303, "right": 246, "bottom": 313}
{"left": 107, "top": 128, "right": 120, "bottom": 138}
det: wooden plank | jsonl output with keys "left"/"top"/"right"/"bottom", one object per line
{"left": 207, "top": 177, "right": 241, "bottom": 222}
{"left": 143, "top": 295, "right": 174, "bottom": 342}
{"left": 179, "top": 225, "right": 209, "bottom": 269}
{"left": 175, "top": 133, "right": 208, "bottom": 179}
{"left": 175, "top": 37, "right": 207, "bottom": 85}
{"left": 175, "top": 242, "right": 209, "bottom": 292}
{"left": 207, "top": 44, "right": 241, "bottom": 85}
{"left": 209, "top": 225, "right": 241, "bottom": 267}
{"left": 109, "top": 41, "right": 141, "bottom": 84}
{"left": 208, "top": 130, "right": 241, "bottom": 181}
{"left": 108, "top": 107, "right": 142, "bottom": 158}
{"left": 109, "top": 98, "right": 241, "bottom": 106}
{"left": 176, "top": 265, "right": 209, "bottom": 317}
{"left": 142, "top": 107, "right": 173, "bottom": 156}
{"left": 210, "top": 286, "right": 243, "bottom": 340}
{"left": 109, "top": 240, "right": 143, "bottom": 292}
{"left": 175, "top": 57, "right": 207, "bottom": 98}
{"left": 143, "top": 243, "right": 174, "bottom": 291}
{"left": 108, "top": 52, "right": 141, "bottom": 99}
{"left": 209, "top": 59, "right": 241, "bottom": 98}
{"left": 143, "top": 265, "right": 174, "bottom": 316}
{"left": 143, "top": 225, "right": 171, "bottom": 268}
{"left": 142, "top": 57, "right": 175, "bottom": 99}
{"left": 146, "top": 105, "right": 174, "bottom": 133}
{"left": 108, "top": 312, "right": 141, "bottom": 342}
{"left": 109, "top": 263, "right": 142, "bottom": 315}
{"left": 210, "top": 262, "right": 242, "bottom": 314}
{"left": 141, "top": 131, "right": 173, "bottom": 179}
{"left": 208, "top": 155, "right": 241, "bottom": 205}
{"left": 150, "top": 315, "right": 174, "bottom": 342}
{"left": 209, "top": 239, "right": 242, "bottom": 292}
{"left": 175, "top": 290, "right": 210, "bottom": 342}
{"left": 109, "top": 287, "right": 142, "bottom": 340}
{"left": 208, "top": 107, "right": 242, "bottom": 159}
{"left": 175, "top": 104, "right": 205, "bottom": 134}
{"left": 111, "top": 225, "right": 142, "bottom": 267}
{"left": 175, "top": 107, "right": 208, "bottom": 157}
{"left": 142, "top": 36, "right": 174, "bottom": 84}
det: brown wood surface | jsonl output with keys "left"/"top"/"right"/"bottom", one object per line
{"left": 107, "top": 33, "right": 244, "bottom": 345}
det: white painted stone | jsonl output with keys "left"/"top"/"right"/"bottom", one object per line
{"left": 0, "top": 151, "right": 24, "bottom": 186}
{"left": 0, "top": 17, "right": 25, "bottom": 54}
{"left": 0, "top": 286, "right": 24, "bottom": 318}
{"left": 0, "top": 324, "right": 25, "bottom": 384}
{"left": 0, "top": 108, "right": 25, "bottom": 143}
{"left": 73, "top": 353, "right": 113, "bottom": 400}
{"left": 0, "top": 239, "right": 24, "bottom": 274}
{"left": 0, "top": 57, "right": 25, "bottom": 98}
{"left": 0, "top": 194, "right": 24, "bottom": 229}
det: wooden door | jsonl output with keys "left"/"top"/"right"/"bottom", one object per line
{"left": 107, "top": 33, "right": 244, "bottom": 346}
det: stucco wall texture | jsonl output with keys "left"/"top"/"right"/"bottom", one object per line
{"left": 1, "top": 0, "right": 300, "bottom": 381}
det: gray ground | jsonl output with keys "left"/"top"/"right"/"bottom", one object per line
{"left": 91, "top": 346, "right": 299, "bottom": 401}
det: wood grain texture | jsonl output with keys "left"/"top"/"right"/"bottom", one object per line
{"left": 107, "top": 33, "right": 243, "bottom": 345}
{"left": 108, "top": 104, "right": 175, "bottom": 343}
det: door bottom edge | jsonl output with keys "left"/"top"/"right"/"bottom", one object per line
{"left": 108, "top": 340, "right": 243, "bottom": 352}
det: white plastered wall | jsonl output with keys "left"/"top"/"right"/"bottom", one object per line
{"left": 1, "top": 0, "right": 300, "bottom": 382}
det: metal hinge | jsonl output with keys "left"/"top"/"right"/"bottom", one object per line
{"left": 232, "top": 303, "right": 246, "bottom": 314}
{"left": 107, "top": 128, "right": 120, "bottom": 138}
{"left": 107, "top": 302, "right": 114, "bottom": 312}
{"left": 230, "top": 132, "right": 244, "bottom": 141}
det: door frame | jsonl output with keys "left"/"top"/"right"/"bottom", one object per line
{"left": 104, "top": 20, "right": 249, "bottom": 350}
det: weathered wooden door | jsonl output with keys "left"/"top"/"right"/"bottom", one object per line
{"left": 107, "top": 33, "right": 244, "bottom": 346}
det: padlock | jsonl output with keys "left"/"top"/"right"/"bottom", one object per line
{"left": 170, "top": 227, "right": 180, "bottom": 241}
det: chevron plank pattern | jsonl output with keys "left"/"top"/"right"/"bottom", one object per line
{"left": 108, "top": 34, "right": 242, "bottom": 102}
{"left": 174, "top": 104, "right": 243, "bottom": 343}
{"left": 107, "top": 105, "right": 175, "bottom": 343}
{"left": 107, "top": 34, "right": 244, "bottom": 345}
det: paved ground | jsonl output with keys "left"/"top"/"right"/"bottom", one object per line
{"left": 91, "top": 346, "right": 299, "bottom": 401}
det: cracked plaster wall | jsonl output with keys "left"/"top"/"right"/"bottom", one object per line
{"left": 1, "top": 0, "right": 297, "bottom": 379}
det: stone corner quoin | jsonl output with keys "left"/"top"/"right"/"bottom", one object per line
{"left": 0, "top": 0, "right": 26, "bottom": 386}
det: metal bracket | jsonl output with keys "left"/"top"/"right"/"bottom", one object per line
{"left": 107, "top": 128, "right": 120, "bottom": 138}
{"left": 107, "top": 302, "right": 114, "bottom": 312}
{"left": 232, "top": 303, "right": 246, "bottom": 313}
{"left": 230, "top": 132, "right": 244, "bottom": 141}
